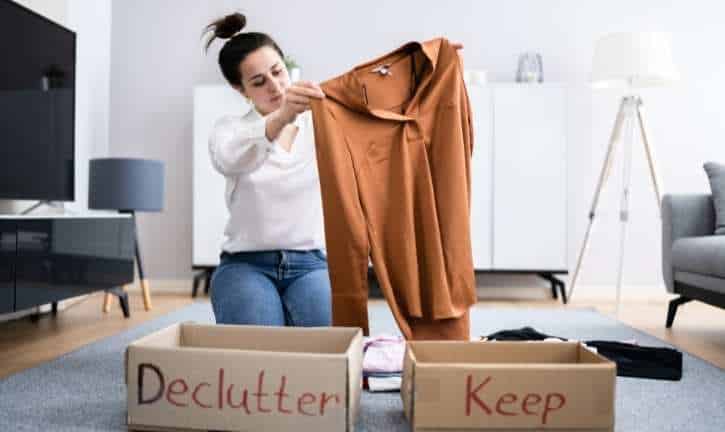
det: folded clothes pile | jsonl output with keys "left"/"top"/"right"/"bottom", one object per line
{"left": 482, "top": 327, "right": 683, "bottom": 381}
{"left": 362, "top": 335, "right": 406, "bottom": 392}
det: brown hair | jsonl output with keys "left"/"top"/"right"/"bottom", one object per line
{"left": 203, "top": 12, "right": 285, "bottom": 88}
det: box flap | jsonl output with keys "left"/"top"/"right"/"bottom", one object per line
{"left": 401, "top": 343, "right": 416, "bottom": 424}
{"left": 128, "top": 322, "right": 183, "bottom": 349}
{"left": 345, "top": 329, "right": 364, "bottom": 431}
{"left": 409, "top": 341, "right": 588, "bottom": 364}
{"left": 180, "top": 323, "right": 359, "bottom": 354}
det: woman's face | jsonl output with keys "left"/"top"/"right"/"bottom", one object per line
{"left": 237, "top": 46, "right": 290, "bottom": 116}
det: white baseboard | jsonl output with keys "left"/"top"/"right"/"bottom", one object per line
{"left": 122, "top": 279, "right": 197, "bottom": 294}
{"left": 565, "top": 284, "right": 672, "bottom": 302}
{"left": 473, "top": 272, "right": 671, "bottom": 302}
{"left": 119, "top": 277, "right": 674, "bottom": 303}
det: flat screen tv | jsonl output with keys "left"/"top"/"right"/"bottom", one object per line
{"left": 0, "top": 0, "right": 76, "bottom": 201}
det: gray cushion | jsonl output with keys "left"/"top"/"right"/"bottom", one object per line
{"left": 661, "top": 194, "right": 717, "bottom": 293}
{"left": 703, "top": 161, "right": 725, "bottom": 235}
{"left": 673, "top": 271, "right": 725, "bottom": 295}
{"left": 672, "top": 236, "right": 725, "bottom": 279}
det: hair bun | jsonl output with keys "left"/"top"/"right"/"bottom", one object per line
{"left": 203, "top": 12, "right": 246, "bottom": 51}
{"left": 214, "top": 12, "right": 246, "bottom": 39}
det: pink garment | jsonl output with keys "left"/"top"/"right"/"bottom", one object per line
{"left": 363, "top": 335, "right": 406, "bottom": 374}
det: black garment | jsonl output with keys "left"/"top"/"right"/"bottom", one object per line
{"left": 483, "top": 326, "right": 566, "bottom": 342}
{"left": 585, "top": 340, "right": 682, "bottom": 381}
{"left": 482, "top": 327, "right": 683, "bottom": 381}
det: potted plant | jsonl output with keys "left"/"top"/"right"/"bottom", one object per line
{"left": 284, "top": 57, "right": 301, "bottom": 82}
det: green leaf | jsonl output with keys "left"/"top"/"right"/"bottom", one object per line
{"left": 284, "top": 57, "right": 299, "bottom": 70}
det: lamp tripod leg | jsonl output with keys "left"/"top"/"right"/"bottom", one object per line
{"left": 129, "top": 210, "right": 152, "bottom": 311}
{"left": 614, "top": 99, "right": 637, "bottom": 317}
{"left": 135, "top": 236, "right": 152, "bottom": 311}
{"left": 102, "top": 285, "right": 129, "bottom": 316}
{"left": 140, "top": 278, "right": 152, "bottom": 311}
{"left": 568, "top": 97, "right": 628, "bottom": 301}
{"left": 102, "top": 292, "right": 112, "bottom": 313}
{"left": 614, "top": 211, "right": 629, "bottom": 317}
{"left": 636, "top": 99, "right": 663, "bottom": 213}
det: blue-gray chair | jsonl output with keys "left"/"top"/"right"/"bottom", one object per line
{"left": 662, "top": 194, "right": 725, "bottom": 327}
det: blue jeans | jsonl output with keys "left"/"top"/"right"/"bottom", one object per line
{"left": 210, "top": 250, "right": 332, "bottom": 327}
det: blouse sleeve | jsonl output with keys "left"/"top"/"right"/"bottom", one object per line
{"left": 208, "top": 116, "right": 276, "bottom": 176}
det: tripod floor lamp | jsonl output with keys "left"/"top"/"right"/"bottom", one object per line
{"left": 568, "top": 32, "right": 679, "bottom": 312}
{"left": 89, "top": 158, "right": 165, "bottom": 312}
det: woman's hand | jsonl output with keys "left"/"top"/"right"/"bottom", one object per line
{"left": 277, "top": 81, "right": 325, "bottom": 124}
{"left": 266, "top": 81, "right": 325, "bottom": 141}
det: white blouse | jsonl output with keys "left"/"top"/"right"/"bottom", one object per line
{"left": 208, "top": 108, "right": 325, "bottom": 253}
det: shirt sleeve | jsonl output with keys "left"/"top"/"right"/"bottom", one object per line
{"left": 208, "top": 116, "right": 276, "bottom": 176}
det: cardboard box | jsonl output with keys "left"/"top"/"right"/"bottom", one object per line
{"left": 401, "top": 341, "right": 616, "bottom": 432}
{"left": 125, "top": 323, "right": 363, "bottom": 432}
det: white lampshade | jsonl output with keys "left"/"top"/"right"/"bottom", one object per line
{"left": 591, "top": 32, "right": 679, "bottom": 89}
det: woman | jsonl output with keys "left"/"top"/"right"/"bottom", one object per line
{"left": 203, "top": 12, "right": 330, "bottom": 327}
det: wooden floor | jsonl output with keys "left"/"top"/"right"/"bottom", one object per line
{"left": 0, "top": 291, "right": 723, "bottom": 379}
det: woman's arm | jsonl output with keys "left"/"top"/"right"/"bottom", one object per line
{"left": 208, "top": 116, "right": 275, "bottom": 176}
{"left": 209, "top": 82, "right": 325, "bottom": 176}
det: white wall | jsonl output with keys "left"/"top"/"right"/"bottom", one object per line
{"left": 109, "top": 0, "right": 725, "bottom": 295}
{"left": 11, "top": 0, "right": 65, "bottom": 25}
{"left": 65, "top": 0, "right": 112, "bottom": 212}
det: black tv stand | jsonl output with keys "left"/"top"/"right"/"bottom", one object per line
{"left": 1, "top": 214, "right": 135, "bottom": 318}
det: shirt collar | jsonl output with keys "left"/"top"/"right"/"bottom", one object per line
{"left": 321, "top": 38, "right": 445, "bottom": 121}
{"left": 244, "top": 104, "right": 264, "bottom": 120}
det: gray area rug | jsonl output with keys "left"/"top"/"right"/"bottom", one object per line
{"left": 0, "top": 301, "right": 723, "bottom": 431}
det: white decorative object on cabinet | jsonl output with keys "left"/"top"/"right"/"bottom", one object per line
{"left": 467, "top": 83, "right": 568, "bottom": 302}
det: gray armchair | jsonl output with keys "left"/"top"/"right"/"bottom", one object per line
{"left": 662, "top": 194, "right": 725, "bottom": 327}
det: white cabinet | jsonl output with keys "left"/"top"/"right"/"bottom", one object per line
{"left": 193, "top": 85, "right": 249, "bottom": 268}
{"left": 468, "top": 84, "right": 567, "bottom": 272}
{"left": 468, "top": 86, "right": 493, "bottom": 269}
{"left": 192, "top": 85, "right": 568, "bottom": 278}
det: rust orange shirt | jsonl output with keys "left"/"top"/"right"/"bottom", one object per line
{"left": 310, "top": 38, "right": 476, "bottom": 340}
